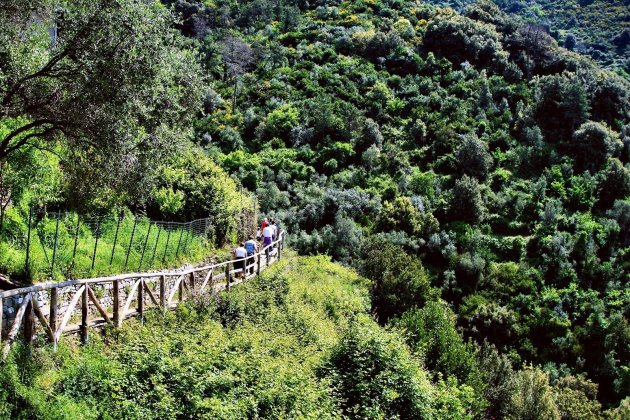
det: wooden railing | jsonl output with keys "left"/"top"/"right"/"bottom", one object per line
{"left": 0, "top": 232, "right": 285, "bottom": 359}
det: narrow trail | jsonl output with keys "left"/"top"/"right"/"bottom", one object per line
{"left": 0, "top": 232, "right": 286, "bottom": 359}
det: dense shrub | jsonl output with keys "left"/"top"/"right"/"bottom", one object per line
{"left": 321, "top": 316, "right": 436, "bottom": 419}
{"left": 395, "top": 302, "right": 481, "bottom": 387}
{"left": 359, "top": 238, "right": 436, "bottom": 323}
{"left": 423, "top": 11, "right": 508, "bottom": 71}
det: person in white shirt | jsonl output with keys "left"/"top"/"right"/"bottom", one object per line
{"left": 270, "top": 220, "right": 278, "bottom": 242}
{"left": 234, "top": 243, "right": 247, "bottom": 278}
{"left": 262, "top": 224, "right": 274, "bottom": 247}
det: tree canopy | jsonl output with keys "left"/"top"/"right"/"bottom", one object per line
{"left": 0, "top": 0, "right": 203, "bottom": 207}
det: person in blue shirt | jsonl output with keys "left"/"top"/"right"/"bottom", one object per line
{"left": 245, "top": 236, "right": 258, "bottom": 275}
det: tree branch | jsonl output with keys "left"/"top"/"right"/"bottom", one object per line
{"left": 0, "top": 120, "right": 63, "bottom": 160}
{"left": 0, "top": 119, "right": 57, "bottom": 150}
{"left": 0, "top": 127, "right": 59, "bottom": 159}
{"left": 2, "top": 50, "right": 71, "bottom": 110}
{"left": 1, "top": 10, "right": 102, "bottom": 112}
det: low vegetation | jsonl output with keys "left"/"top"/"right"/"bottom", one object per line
{"left": 2, "top": 255, "right": 628, "bottom": 418}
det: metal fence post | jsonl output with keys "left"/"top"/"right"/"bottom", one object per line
{"left": 124, "top": 216, "right": 138, "bottom": 269}
{"left": 150, "top": 225, "right": 162, "bottom": 267}
{"left": 71, "top": 216, "right": 80, "bottom": 267}
{"left": 50, "top": 216, "right": 60, "bottom": 277}
{"left": 182, "top": 223, "right": 191, "bottom": 253}
{"left": 138, "top": 223, "right": 152, "bottom": 271}
{"left": 162, "top": 224, "right": 171, "bottom": 265}
{"left": 109, "top": 214, "right": 123, "bottom": 266}
{"left": 24, "top": 206, "right": 32, "bottom": 275}
{"left": 90, "top": 218, "right": 101, "bottom": 271}
{"left": 175, "top": 228, "right": 184, "bottom": 258}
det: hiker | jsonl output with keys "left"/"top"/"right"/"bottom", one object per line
{"left": 262, "top": 222, "right": 274, "bottom": 249}
{"left": 245, "top": 235, "right": 258, "bottom": 274}
{"left": 234, "top": 242, "right": 247, "bottom": 278}
{"left": 270, "top": 219, "right": 278, "bottom": 243}
{"left": 258, "top": 217, "right": 269, "bottom": 240}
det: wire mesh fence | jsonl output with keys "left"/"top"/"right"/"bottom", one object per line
{"left": 20, "top": 210, "right": 218, "bottom": 281}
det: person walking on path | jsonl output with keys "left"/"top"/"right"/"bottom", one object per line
{"left": 262, "top": 223, "right": 274, "bottom": 249}
{"left": 234, "top": 242, "right": 247, "bottom": 278}
{"left": 245, "top": 236, "right": 258, "bottom": 275}
{"left": 258, "top": 217, "right": 269, "bottom": 240}
{"left": 270, "top": 219, "right": 278, "bottom": 243}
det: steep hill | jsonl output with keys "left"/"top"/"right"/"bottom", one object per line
{"left": 165, "top": 0, "right": 630, "bottom": 409}
{"left": 427, "top": 0, "right": 630, "bottom": 76}
{"left": 2, "top": 254, "right": 625, "bottom": 418}
{"left": 0, "top": 0, "right": 628, "bottom": 416}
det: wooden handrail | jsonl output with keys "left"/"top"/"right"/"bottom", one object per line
{"left": 0, "top": 231, "right": 285, "bottom": 299}
{"left": 0, "top": 231, "right": 285, "bottom": 359}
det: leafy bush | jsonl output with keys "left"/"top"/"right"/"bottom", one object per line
{"left": 395, "top": 302, "right": 481, "bottom": 387}
{"left": 321, "top": 315, "right": 436, "bottom": 419}
{"left": 359, "top": 237, "right": 437, "bottom": 323}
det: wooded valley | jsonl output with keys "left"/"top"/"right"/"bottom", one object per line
{"left": 0, "top": 0, "right": 628, "bottom": 418}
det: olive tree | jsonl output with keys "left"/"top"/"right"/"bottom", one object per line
{"left": 451, "top": 175, "right": 486, "bottom": 224}
{"left": 0, "top": 0, "right": 204, "bottom": 207}
{"left": 456, "top": 134, "right": 493, "bottom": 180}
{"left": 573, "top": 121, "right": 622, "bottom": 171}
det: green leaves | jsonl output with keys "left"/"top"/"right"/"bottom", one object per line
{"left": 0, "top": 0, "right": 204, "bottom": 208}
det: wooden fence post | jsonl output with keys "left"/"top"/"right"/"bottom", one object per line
{"left": 189, "top": 272, "right": 195, "bottom": 295}
{"left": 178, "top": 276, "right": 184, "bottom": 302}
{"left": 257, "top": 254, "right": 261, "bottom": 276}
{"left": 50, "top": 288, "right": 58, "bottom": 351}
{"left": 138, "top": 279, "right": 144, "bottom": 323}
{"left": 24, "top": 295, "right": 34, "bottom": 352}
{"left": 159, "top": 275, "right": 166, "bottom": 310}
{"left": 81, "top": 286, "right": 88, "bottom": 344}
{"left": 225, "top": 263, "right": 231, "bottom": 292}
{"left": 113, "top": 280, "right": 120, "bottom": 327}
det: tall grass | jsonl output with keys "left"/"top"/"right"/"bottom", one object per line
{"left": 0, "top": 207, "right": 217, "bottom": 282}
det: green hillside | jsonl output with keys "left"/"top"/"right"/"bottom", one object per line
{"left": 3, "top": 254, "right": 626, "bottom": 418}
{"left": 1, "top": 0, "right": 629, "bottom": 417}
{"left": 427, "top": 0, "right": 630, "bottom": 77}
{"left": 174, "top": 0, "right": 629, "bottom": 409}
